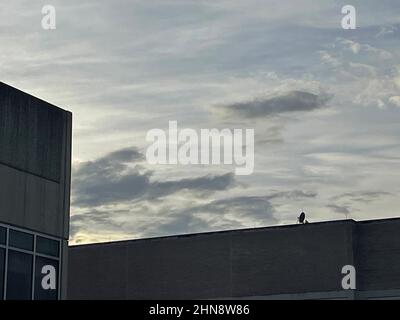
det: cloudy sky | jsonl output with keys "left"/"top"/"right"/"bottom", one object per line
{"left": 1, "top": 0, "right": 400, "bottom": 244}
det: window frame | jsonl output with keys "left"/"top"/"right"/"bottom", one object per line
{"left": 0, "top": 226, "right": 6, "bottom": 245}
{"left": 0, "top": 223, "right": 62, "bottom": 300}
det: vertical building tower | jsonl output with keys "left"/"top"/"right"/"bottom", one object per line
{"left": 0, "top": 82, "right": 72, "bottom": 300}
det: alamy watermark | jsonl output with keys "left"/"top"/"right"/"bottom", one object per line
{"left": 341, "top": 5, "right": 356, "bottom": 30}
{"left": 341, "top": 265, "right": 356, "bottom": 290}
{"left": 41, "top": 265, "right": 57, "bottom": 290}
{"left": 146, "top": 121, "right": 254, "bottom": 175}
{"left": 41, "top": 5, "right": 56, "bottom": 30}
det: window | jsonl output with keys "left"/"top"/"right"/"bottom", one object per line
{"left": 34, "top": 257, "right": 59, "bottom": 300}
{"left": 36, "top": 236, "right": 59, "bottom": 257}
{"left": 0, "top": 224, "right": 61, "bottom": 300}
{"left": 6, "top": 250, "right": 33, "bottom": 300}
{"left": 9, "top": 229, "right": 34, "bottom": 251}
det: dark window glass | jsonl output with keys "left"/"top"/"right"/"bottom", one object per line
{"left": 0, "top": 227, "right": 6, "bottom": 245}
{"left": 6, "top": 250, "right": 33, "bottom": 300}
{"left": 9, "top": 229, "right": 33, "bottom": 251}
{"left": 36, "top": 236, "right": 59, "bottom": 257}
{"left": 34, "top": 257, "right": 58, "bottom": 300}
{"left": 0, "top": 248, "right": 5, "bottom": 300}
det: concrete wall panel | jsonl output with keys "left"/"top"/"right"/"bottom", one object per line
{"left": 0, "top": 82, "right": 71, "bottom": 240}
{"left": 355, "top": 219, "right": 400, "bottom": 292}
{"left": 230, "top": 222, "right": 354, "bottom": 297}
{"left": 68, "top": 243, "right": 127, "bottom": 300}
{"left": 0, "top": 82, "right": 64, "bottom": 182}
{"left": 125, "top": 234, "right": 232, "bottom": 299}
{"left": 68, "top": 221, "right": 359, "bottom": 299}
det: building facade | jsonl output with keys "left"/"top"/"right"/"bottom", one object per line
{"left": 0, "top": 82, "right": 72, "bottom": 300}
{"left": 68, "top": 218, "right": 400, "bottom": 300}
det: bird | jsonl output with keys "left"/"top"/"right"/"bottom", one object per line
{"left": 298, "top": 211, "right": 306, "bottom": 224}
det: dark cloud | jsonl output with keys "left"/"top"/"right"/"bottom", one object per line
{"left": 331, "top": 191, "right": 391, "bottom": 203}
{"left": 327, "top": 204, "right": 351, "bottom": 215}
{"left": 121, "top": 189, "right": 316, "bottom": 237}
{"left": 70, "top": 209, "right": 124, "bottom": 238}
{"left": 72, "top": 147, "right": 236, "bottom": 207}
{"left": 267, "top": 190, "right": 317, "bottom": 201}
{"left": 191, "top": 196, "right": 277, "bottom": 220}
{"left": 144, "top": 196, "right": 277, "bottom": 237}
{"left": 70, "top": 188, "right": 316, "bottom": 240}
{"left": 327, "top": 191, "right": 392, "bottom": 218}
{"left": 142, "top": 196, "right": 278, "bottom": 238}
{"left": 149, "top": 173, "right": 235, "bottom": 199}
{"left": 106, "top": 148, "right": 145, "bottom": 162}
{"left": 146, "top": 214, "right": 212, "bottom": 238}
{"left": 73, "top": 147, "right": 144, "bottom": 177}
{"left": 219, "top": 91, "right": 331, "bottom": 118}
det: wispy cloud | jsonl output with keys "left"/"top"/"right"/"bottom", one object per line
{"left": 72, "top": 147, "right": 236, "bottom": 207}
{"left": 2, "top": 1, "right": 400, "bottom": 243}
{"left": 331, "top": 191, "right": 392, "bottom": 204}
{"left": 217, "top": 90, "right": 331, "bottom": 119}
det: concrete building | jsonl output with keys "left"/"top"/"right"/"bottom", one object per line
{"left": 0, "top": 82, "right": 72, "bottom": 300}
{"left": 68, "top": 218, "right": 400, "bottom": 300}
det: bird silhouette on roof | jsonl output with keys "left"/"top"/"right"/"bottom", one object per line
{"left": 298, "top": 211, "right": 309, "bottom": 224}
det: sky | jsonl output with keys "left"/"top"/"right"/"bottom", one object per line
{"left": 1, "top": 0, "right": 399, "bottom": 244}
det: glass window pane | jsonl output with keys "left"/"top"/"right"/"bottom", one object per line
{"left": 34, "top": 257, "right": 58, "bottom": 300}
{"left": 6, "top": 250, "right": 33, "bottom": 300}
{"left": 0, "top": 227, "right": 6, "bottom": 245}
{"left": 0, "top": 248, "right": 5, "bottom": 300}
{"left": 36, "top": 236, "right": 59, "bottom": 257}
{"left": 9, "top": 229, "right": 33, "bottom": 251}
